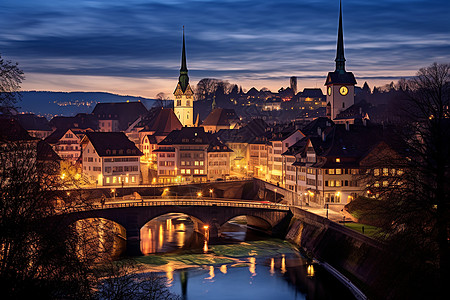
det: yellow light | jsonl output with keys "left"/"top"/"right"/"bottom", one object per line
{"left": 197, "top": 192, "right": 203, "bottom": 197}
{"left": 307, "top": 264, "right": 315, "bottom": 277}
{"left": 61, "top": 173, "right": 66, "bottom": 180}
{"left": 164, "top": 188, "right": 169, "bottom": 192}
{"left": 336, "top": 192, "right": 340, "bottom": 196}
{"left": 111, "top": 189, "right": 115, "bottom": 193}
{"left": 336, "top": 158, "right": 340, "bottom": 163}
{"left": 203, "top": 225, "right": 209, "bottom": 230}
{"left": 209, "top": 189, "right": 213, "bottom": 193}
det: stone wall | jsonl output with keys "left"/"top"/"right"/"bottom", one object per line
{"left": 287, "top": 207, "right": 404, "bottom": 300}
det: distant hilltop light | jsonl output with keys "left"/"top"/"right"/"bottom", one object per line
{"left": 127, "top": 100, "right": 130, "bottom": 102}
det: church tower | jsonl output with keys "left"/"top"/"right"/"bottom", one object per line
{"left": 325, "top": 1, "right": 356, "bottom": 120}
{"left": 174, "top": 27, "right": 194, "bottom": 127}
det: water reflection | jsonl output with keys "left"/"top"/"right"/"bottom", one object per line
{"left": 73, "top": 218, "right": 126, "bottom": 261}
{"left": 141, "top": 213, "right": 202, "bottom": 254}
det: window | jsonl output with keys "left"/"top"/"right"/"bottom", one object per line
{"left": 186, "top": 169, "right": 191, "bottom": 174}
{"left": 106, "top": 177, "right": 110, "bottom": 184}
{"left": 181, "top": 169, "right": 186, "bottom": 174}
{"left": 177, "top": 100, "right": 181, "bottom": 106}
{"left": 329, "top": 169, "right": 335, "bottom": 175}
{"left": 194, "top": 169, "right": 199, "bottom": 174}
{"left": 336, "top": 169, "right": 342, "bottom": 175}
{"left": 336, "top": 158, "right": 340, "bottom": 163}
{"left": 186, "top": 100, "right": 190, "bottom": 106}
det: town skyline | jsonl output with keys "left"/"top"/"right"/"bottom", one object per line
{"left": 1, "top": 0, "right": 449, "bottom": 98}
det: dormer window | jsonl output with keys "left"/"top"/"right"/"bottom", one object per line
{"left": 336, "top": 158, "right": 341, "bottom": 163}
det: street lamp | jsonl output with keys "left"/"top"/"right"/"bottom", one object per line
{"left": 209, "top": 189, "right": 213, "bottom": 198}
{"left": 111, "top": 188, "right": 116, "bottom": 201}
{"left": 274, "top": 188, "right": 277, "bottom": 202}
{"left": 197, "top": 192, "right": 203, "bottom": 198}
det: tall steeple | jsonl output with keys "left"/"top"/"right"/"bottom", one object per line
{"left": 178, "top": 26, "right": 189, "bottom": 92}
{"left": 325, "top": 0, "right": 356, "bottom": 121}
{"left": 174, "top": 26, "right": 194, "bottom": 127}
{"left": 335, "top": 0, "right": 346, "bottom": 73}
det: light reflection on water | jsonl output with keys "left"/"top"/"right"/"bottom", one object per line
{"left": 137, "top": 214, "right": 356, "bottom": 300}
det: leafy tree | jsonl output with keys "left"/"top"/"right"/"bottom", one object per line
{"left": 0, "top": 54, "right": 24, "bottom": 114}
{"left": 358, "top": 63, "right": 450, "bottom": 298}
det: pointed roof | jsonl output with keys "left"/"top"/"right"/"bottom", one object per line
{"left": 335, "top": 0, "right": 346, "bottom": 73}
{"left": 177, "top": 27, "right": 189, "bottom": 93}
{"left": 82, "top": 132, "right": 142, "bottom": 157}
{"left": 325, "top": 1, "right": 356, "bottom": 86}
{"left": 147, "top": 108, "right": 182, "bottom": 135}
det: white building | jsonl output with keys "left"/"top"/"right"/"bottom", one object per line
{"left": 81, "top": 132, "right": 143, "bottom": 186}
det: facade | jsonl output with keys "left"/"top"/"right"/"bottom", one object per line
{"left": 80, "top": 132, "right": 142, "bottom": 186}
{"left": 92, "top": 102, "right": 148, "bottom": 132}
{"left": 325, "top": 2, "right": 357, "bottom": 120}
{"left": 156, "top": 127, "right": 232, "bottom": 184}
{"left": 45, "top": 128, "right": 89, "bottom": 163}
{"left": 173, "top": 30, "right": 194, "bottom": 127}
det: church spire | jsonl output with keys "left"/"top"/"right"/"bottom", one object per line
{"left": 335, "top": 0, "right": 346, "bottom": 73}
{"left": 178, "top": 26, "right": 189, "bottom": 92}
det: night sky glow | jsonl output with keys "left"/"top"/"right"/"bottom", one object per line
{"left": 1, "top": 0, "right": 449, "bottom": 97}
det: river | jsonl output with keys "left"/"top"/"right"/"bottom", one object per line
{"left": 133, "top": 213, "right": 355, "bottom": 300}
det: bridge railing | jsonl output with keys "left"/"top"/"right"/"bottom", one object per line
{"left": 64, "top": 198, "right": 289, "bottom": 213}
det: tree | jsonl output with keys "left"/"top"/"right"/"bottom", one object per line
{"left": 357, "top": 63, "right": 450, "bottom": 298}
{"left": 0, "top": 54, "right": 25, "bottom": 114}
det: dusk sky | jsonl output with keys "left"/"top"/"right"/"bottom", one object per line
{"left": 1, "top": 0, "right": 449, "bottom": 98}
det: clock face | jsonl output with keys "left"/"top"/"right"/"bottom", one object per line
{"left": 339, "top": 86, "right": 348, "bottom": 96}
{"left": 327, "top": 86, "right": 332, "bottom": 96}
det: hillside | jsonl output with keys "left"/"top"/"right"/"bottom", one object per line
{"left": 16, "top": 91, "right": 157, "bottom": 118}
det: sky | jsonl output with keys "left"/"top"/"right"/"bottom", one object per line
{"left": 1, "top": 0, "right": 449, "bottom": 98}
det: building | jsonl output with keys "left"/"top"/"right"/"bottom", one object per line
{"left": 201, "top": 108, "right": 239, "bottom": 133}
{"left": 155, "top": 127, "right": 232, "bottom": 183}
{"left": 298, "top": 88, "right": 326, "bottom": 111}
{"left": 16, "top": 113, "right": 54, "bottom": 139}
{"left": 290, "top": 76, "right": 298, "bottom": 95}
{"left": 173, "top": 29, "right": 194, "bottom": 127}
{"left": 45, "top": 128, "right": 91, "bottom": 163}
{"left": 92, "top": 102, "right": 148, "bottom": 132}
{"left": 325, "top": 2, "right": 357, "bottom": 120}
{"left": 80, "top": 132, "right": 143, "bottom": 186}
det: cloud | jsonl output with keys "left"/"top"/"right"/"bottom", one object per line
{"left": 0, "top": 0, "right": 449, "bottom": 96}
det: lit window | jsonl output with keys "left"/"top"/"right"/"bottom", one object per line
{"left": 186, "top": 169, "right": 191, "bottom": 174}
{"left": 181, "top": 169, "right": 186, "bottom": 174}
{"left": 194, "top": 169, "right": 199, "bottom": 174}
{"left": 335, "top": 158, "right": 340, "bottom": 163}
{"left": 329, "top": 169, "right": 335, "bottom": 175}
{"left": 106, "top": 177, "right": 110, "bottom": 184}
{"left": 336, "top": 169, "right": 342, "bottom": 175}
{"left": 200, "top": 161, "right": 204, "bottom": 166}
{"left": 131, "top": 176, "right": 135, "bottom": 183}
{"left": 200, "top": 170, "right": 204, "bottom": 174}
{"left": 195, "top": 161, "right": 199, "bottom": 166}
{"left": 113, "top": 177, "right": 117, "bottom": 183}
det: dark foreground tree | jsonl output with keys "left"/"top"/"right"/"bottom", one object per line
{"left": 0, "top": 134, "right": 178, "bottom": 299}
{"left": 0, "top": 53, "right": 24, "bottom": 113}
{"left": 354, "top": 63, "right": 450, "bottom": 299}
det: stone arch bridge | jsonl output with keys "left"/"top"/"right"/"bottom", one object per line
{"left": 62, "top": 198, "right": 291, "bottom": 255}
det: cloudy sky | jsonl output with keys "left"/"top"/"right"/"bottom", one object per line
{"left": 1, "top": 0, "right": 449, "bottom": 98}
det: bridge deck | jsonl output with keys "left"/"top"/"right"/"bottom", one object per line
{"left": 65, "top": 197, "right": 289, "bottom": 213}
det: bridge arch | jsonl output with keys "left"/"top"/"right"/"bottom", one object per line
{"left": 70, "top": 217, "right": 127, "bottom": 260}
{"left": 221, "top": 214, "right": 272, "bottom": 232}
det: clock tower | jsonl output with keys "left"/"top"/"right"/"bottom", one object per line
{"left": 174, "top": 27, "right": 194, "bottom": 127}
{"left": 325, "top": 1, "right": 356, "bottom": 120}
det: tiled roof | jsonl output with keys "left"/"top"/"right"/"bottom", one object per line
{"left": 202, "top": 108, "right": 237, "bottom": 126}
{"left": 49, "top": 113, "right": 99, "bottom": 131}
{"left": 83, "top": 132, "right": 142, "bottom": 157}
{"left": 0, "top": 117, "right": 36, "bottom": 142}
{"left": 299, "top": 88, "right": 324, "bottom": 98}
{"left": 37, "top": 140, "right": 61, "bottom": 161}
{"left": 325, "top": 71, "right": 357, "bottom": 85}
{"left": 16, "top": 114, "right": 52, "bottom": 131}
{"left": 92, "top": 102, "right": 147, "bottom": 131}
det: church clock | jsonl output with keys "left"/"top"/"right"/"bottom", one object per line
{"left": 339, "top": 86, "right": 348, "bottom": 96}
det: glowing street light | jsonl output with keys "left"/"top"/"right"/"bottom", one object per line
{"left": 197, "top": 192, "right": 203, "bottom": 198}
{"left": 209, "top": 189, "right": 213, "bottom": 197}
{"left": 111, "top": 188, "right": 116, "bottom": 200}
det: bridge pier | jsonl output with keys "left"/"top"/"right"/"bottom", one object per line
{"left": 125, "top": 229, "right": 141, "bottom": 256}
